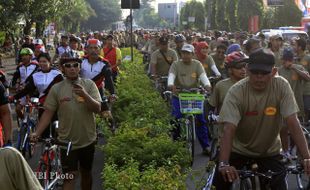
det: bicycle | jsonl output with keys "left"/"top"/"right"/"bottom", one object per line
{"left": 35, "top": 133, "right": 72, "bottom": 190}
{"left": 207, "top": 111, "right": 219, "bottom": 161}
{"left": 286, "top": 161, "right": 310, "bottom": 190}
{"left": 167, "top": 87, "right": 207, "bottom": 164}
{"left": 151, "top": 75, "right": 168, "bottom": 99}
{"left": 15, "top": 97, "right": 39, "bottom": 158}
{"left": 200, "top": 161, "right": 217, "bottom": 190}
{"left": 232, "top": 168, "right": 278, "bottom": 190}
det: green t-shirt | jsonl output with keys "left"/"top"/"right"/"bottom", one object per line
{"left": 197, "top": 55, "right": 216, "bottom": 77}
{"left": 278, "top": 64, "right": 306, "bottom": 116}
{"left": 44, "top": 78, "right": 101, "bottom": 149}
{"left": 169, "top": 59, "right": 205, "bottom": 89}
{"left": 150, "top": 48, "right": 178, "bottom": 76}
{"left": 219, "top": 76, "right": 299, "bottom": 157}
{"left": 268, "top": 48, "right": 283, "bottom": 68}
{"left": 211, "top": 53, "right": 226, "bottom": 76}
{"left": 209, "top": 78, "right": 236, "bottom": 111}
{"left": 0, "top": 147, "right": 42, "bottom": 190}
{"left": 297, "top": 54, "right": 310, "bottom": 95}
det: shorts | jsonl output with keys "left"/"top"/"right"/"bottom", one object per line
{"left": 60, "top": 142, "right": 95, "bottom": 174}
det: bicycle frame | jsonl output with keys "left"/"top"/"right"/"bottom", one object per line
{"left": 16, "top": 101, "right": 37, "bottom": 157}
{"left": 36, "top": 136, "right": 72, "bottom": 190}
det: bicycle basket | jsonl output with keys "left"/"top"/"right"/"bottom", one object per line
{"left": 178, "top": 93, "right": 205, "bottom": 114}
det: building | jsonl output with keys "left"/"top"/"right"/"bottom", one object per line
{"left": 158, "top": 3, "right": 178, "bottom": 25}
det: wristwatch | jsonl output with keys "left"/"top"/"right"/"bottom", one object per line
{"left": 219, "top": 161, "right": 230, "bottom": 168}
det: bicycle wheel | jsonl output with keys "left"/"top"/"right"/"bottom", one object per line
{"left": 240, "top": 178, "right": 253, "bottom": 190}
{"left": 20, "top": 124, "right": 28, "bottom": 156}
{"left": 209, "top": 138, "right": 218, "bottom": 161}
{"left": 296, "top": 173, "right": 310, "bottom": 190}
{"left": 186, "top": 116, "right": 195, "bottom": 164}
{"left": 36, "top": 163, "right": 49, "bottom": 189}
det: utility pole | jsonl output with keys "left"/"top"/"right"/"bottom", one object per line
{"left": 130, "top": 0, "right": 133, "bottom": 62}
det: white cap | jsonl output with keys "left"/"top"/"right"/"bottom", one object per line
{"left": 181, "top": 44, "right": 195, "bottom": 53}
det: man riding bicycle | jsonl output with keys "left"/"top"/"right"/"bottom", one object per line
{"left": 214, "top": 49, "right": 310, "bottom": 190}
{"left": 167, "top": 44, "right": 212, "bottom": 154}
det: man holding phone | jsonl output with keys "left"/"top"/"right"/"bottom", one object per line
{"left": 31, "top": 57, "right": 101, "bottom": 190}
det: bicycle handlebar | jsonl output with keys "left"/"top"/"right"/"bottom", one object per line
{"left": 237, "top": 169, "right": 280, "bottom": 180}
{"left": 38, "top": 137, "right": 72, "bottom": 156}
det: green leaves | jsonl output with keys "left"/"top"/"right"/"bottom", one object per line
{"left": 102, "top": 48, "right": 190, "bottom": 189}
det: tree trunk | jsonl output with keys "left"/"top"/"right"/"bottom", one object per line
{"left": 23, "top": 20, "right": 32, "bottom": 36}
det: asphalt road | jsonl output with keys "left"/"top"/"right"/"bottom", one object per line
{"left": 2, "top": 55, "right": 308, "bottom": 190}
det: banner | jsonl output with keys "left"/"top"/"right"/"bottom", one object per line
{"left": 248, "top": 16, "right": 259, "bottom": 33}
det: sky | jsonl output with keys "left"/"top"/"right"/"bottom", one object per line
{"left": 122, "top": 0, "right": 204, "bottom": 18}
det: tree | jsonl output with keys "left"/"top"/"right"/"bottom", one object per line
{"left": 180, "top": 0, "right": 206, "bottom": 31}
{"left": 237, "top": 0, "right": 264, "bottom": 31}
{"left": 273, "top": 0, "right": 302, "bottom": 27}
{"left": 215, "top": 0, "right": 229, "bottom": 31}
{"left": 58, "top": 0, "right": 95, "bottom": 33}
{"left": 225, "top": 0, "right": 239, "bottom": 31}
{"left": 81, "top": 0, "right": 122, "bottom": 31}
{"left": 133, "top": 0, "right": 162, "bottom": 28}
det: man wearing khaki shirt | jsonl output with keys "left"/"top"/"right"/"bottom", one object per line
{"left": 214, "top": 49, "right": 310, "bottom": 190}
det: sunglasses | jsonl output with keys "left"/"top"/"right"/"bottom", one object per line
{"left": 249, "top": 70, "right": 271, "bottom": 75}
{"left": 217, "top": 50, "right": 225, "bottom": 54}
{"left": 64, "top": 63, "right": 79, "bottom": 68}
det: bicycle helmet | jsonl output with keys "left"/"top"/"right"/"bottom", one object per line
{"left": 20, "top": 48, "right": 34, "bottom": 55}
{"left": 225, "top": 51, "right": 248, "bottom": 68}
{"left": 175, "top": 34, "right": 186, "bottom": 42}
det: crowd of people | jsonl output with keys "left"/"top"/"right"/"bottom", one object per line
{"left": 1, "top": 28, "right": 310, "bottom": 189}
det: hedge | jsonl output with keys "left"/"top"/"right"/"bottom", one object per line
{"left": 101, "top": 48, "right": 191, "bottom": 189}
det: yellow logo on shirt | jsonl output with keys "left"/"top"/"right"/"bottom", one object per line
{"left": 191, "top": 72, "right": 197, "bottom": 78}
{"left": 203, "top": 64, "right": 209, "bottom": 69}
{"left": 264, "top": 107, "right": 277, "bottom": 116}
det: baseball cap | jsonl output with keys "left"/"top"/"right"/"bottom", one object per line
{"left": 181, "top": 44, "right": 195, "bottom": 53}
{"left": 282, "top": 47, "right": 294, "bottom": 61}
{"left": 247, "top": 48, "right": 275, "bottom": 72}
{"left": 159, "top": 36, "right": 169, "bottom": 45}
{"left": 86, "top": 39, "right": 101, "bottom": 47}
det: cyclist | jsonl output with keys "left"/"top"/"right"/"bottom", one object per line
{"left": 278, "top": 47, "right": 310, "bottom": 160}
{"left": 214, "top": 49, "right": 310, "bottom": 189}
{"left": 209, "top": 51, "right": 247, "bottom": 119}
{"left": 268, "top": 34, "right": 283, "bottom": 68}
{"left": 0, "top": 147, "right": 42, "bottom": 189}
{"left": 174, "top": 34, "right": 186, "bottom": 59}
{"left": 210, "top": 44, "right": 228, "bottom": 78}
{"left": 102, "top": 34, "right": 122, "bottom": 82}
{"left": 293, "top": 38, "right": 310, "bottom": 122}
{"left": 68, "top": 35, "right": 84, "bottom": 59}
{"left": 9, "top": 53, "right": 63, "bottom": 138}
{"left": 53, "top": 35, "right": 70, "bottom": 63}
{"left": 81, "top": 39, "right": 115, "bottom": 117}
{"left": 167, "top": 44, "right": 211, "bottom": 154}
{"left": 150, "top": 36, "right": 178, "bottom": 77}
{"left": 31, "top": 57, "right": 101, "bottom": 190}
{"left": 195, "top": 41, "right": 221, "bottom": 78}
{"left": 244, "top": 38, "right": 261, "bottom": 55}
{"left": 11, "top": 48, "right": 39, "bottom": 119}
{"left": 0, "top": 82, "right": 12, "bottom": 147}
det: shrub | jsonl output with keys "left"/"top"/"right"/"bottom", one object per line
{"left": 102, "top": 48, "right": 190, "bottom": 189}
